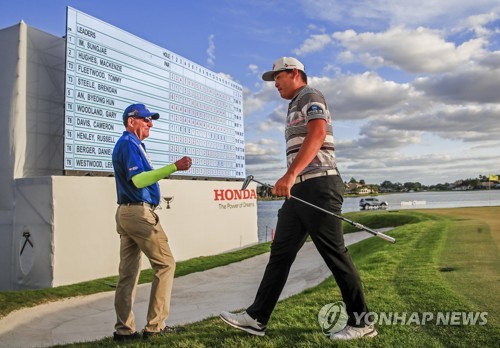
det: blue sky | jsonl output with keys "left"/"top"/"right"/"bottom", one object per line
{"left": 2, "top": 0, "right": 500, "bottom": 185}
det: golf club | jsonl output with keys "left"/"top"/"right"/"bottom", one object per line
{"left": 242, "top": 175, "right": 396, "bottom": 244}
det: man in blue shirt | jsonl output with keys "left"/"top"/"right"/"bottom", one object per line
{"left": 112, "top": 103, "right": 192, "bottom": 341}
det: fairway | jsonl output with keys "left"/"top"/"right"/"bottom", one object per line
{"left": 419, "top": 207, "right": 500, "bottom": 326}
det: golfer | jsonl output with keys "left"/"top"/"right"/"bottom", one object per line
{"left": 112, "top": 103, "right": 191, "bottom": 341}
{"left": 220, "top": 58, "right": 377, "bottom": 340}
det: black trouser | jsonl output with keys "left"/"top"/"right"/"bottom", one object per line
{"left": 246, "top": 175, "right": 369, "bottom": 326}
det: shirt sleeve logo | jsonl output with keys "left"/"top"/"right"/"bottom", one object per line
{"left": 128, "top": 166, "right": 138, "bottom": 171}
{"left": 307, "top": 104, "right": 324, "bottom": 116}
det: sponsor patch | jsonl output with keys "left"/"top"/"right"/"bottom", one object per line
{"left": 128, "top": 166, "right": 138, "bottom": 171}
{"left": 307, "top": 105, "right": 324, "bottom": 116}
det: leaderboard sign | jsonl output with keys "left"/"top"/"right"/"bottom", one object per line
{"left": 64, "top": 7, "right": 245, "bottom": 179}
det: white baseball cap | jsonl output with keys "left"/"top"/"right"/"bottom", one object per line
{"left": 262, "top": 57, "right": 305, "bottom": 81}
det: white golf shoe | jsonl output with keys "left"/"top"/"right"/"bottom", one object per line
{"left": 220, "top": 311, "right": 266, "bottom": 336}
{"left": 330, "top": 324, "right": 378, "bottom": 340}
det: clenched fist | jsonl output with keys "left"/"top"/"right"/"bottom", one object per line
{"left": 175, "top": 156, "right": 192, "bottom": 171}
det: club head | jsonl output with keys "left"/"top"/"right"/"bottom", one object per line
{"left": 241, "top": 175, "right": 254, "bottom": 190}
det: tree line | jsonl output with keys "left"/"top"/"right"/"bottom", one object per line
{"left": 256, "top": 174, "right": 499, "bottom": 198}
{"left": 360, "top": 174, "right": 499, "bottom": 192}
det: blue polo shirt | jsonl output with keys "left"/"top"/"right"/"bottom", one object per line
{"left": 112, "top": 131, "right": 160, "bottom": 206}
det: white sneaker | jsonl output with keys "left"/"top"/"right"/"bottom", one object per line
{"left": 220, "top": 311, "right": 266, "bottom": 336}
{"left": 330, "top": 324, "right": 378, "bottom": 340}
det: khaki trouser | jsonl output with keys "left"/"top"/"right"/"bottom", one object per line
{"left": 114, "top": 204, "right": 175, "bottom": 334}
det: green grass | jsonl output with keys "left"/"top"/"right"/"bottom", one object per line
{"left": 52, "top": 208, "right": 499, "bottom": 347}
{"left": 429, "top": 208, "right": 500, "bottom": 326}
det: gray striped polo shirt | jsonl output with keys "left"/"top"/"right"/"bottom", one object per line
{"left": 285, "top": 86, "right": 337, "bottom": 175}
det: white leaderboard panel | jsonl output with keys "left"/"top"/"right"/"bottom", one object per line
{"left": 64, "top": 7, "right": 245, "bottom": 179}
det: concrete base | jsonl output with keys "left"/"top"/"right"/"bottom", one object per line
{"left": 4, "top": 176, "right": 257, "bottom": 290}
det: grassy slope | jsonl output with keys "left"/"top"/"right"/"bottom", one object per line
{"left": 422, "top": 207, "right": 500, "bottom": 326}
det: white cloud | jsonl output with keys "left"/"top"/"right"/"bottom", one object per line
{"left": 480, "top": 51, "right": 500, "bottom": 69}
{"left": 217, "top": 72, "right": 234, "bottom": 81}
{"left": 458, "top": 11, "right": 499, "bottom": 37}
{"left": 243, "top": 83, "right": 278, "bottom": 116}
{"left": 293, "top": 34, "right": 332, "bottom": 55}
{"left": 258, "top": 138, "right": 281, "bottom": 146}
{"left": 413, "top": 62, "right": 500, "bottom": 103}
{"left": 259, "top": 106, "right": 286, "bottom": 132}
{"left": 244, "top": 140, "right": 284, "bottom": 171}
{"left": 300, "top": 0, "right": 500, "bottom": 30}
{"left": 248, "top": 64, "right": 259, "bottom": 74}
{"left": 333, "top": 26, "right": 486, "bottom": 73}
{"left": 357, "top": 126, "right": 423, "bottom": 149}
{"left": 306, "top": 24, "right": 326, "bottom": 33}
{"left": 308, "top": 72, "right": 416, "bottom": 120}
{"left": 207, "top": 34, "right": 215, "bottom": 67}
{"left": 245, "top": 140, "right": 281, "bottom": 155}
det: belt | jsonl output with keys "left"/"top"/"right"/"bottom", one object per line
{"left": 122, "top": 202, "right": 156, "bottom": 209}
{"left": 295, "top": 169, "right": 338, "bottom": 184}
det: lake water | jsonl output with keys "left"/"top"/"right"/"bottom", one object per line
{"left": 257, "top": 190, "right": 500, "bottom": 242}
